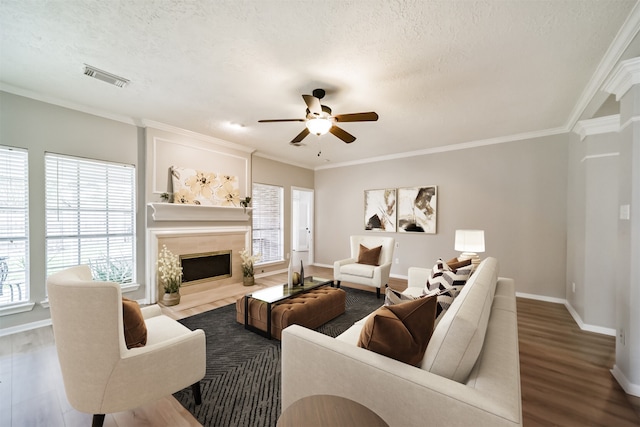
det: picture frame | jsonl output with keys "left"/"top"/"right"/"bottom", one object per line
{"left": 364, "top": 188, "right": 397, "bottom": 232}
{"left": 397, "top": 186, "right": 437, "bottom": 233}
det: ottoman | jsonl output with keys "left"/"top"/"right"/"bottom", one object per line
{"left": 236, "top": 285, "right": 346, "bottom": 340}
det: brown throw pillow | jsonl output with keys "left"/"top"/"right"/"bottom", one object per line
{"left": 122, "top": 297, "right": 147, "bottom": 349}
{"left": 357, "top": 244, "right": 382, "bottom": 266}
{"left": 446, "top": 257, "right": 472, "bottom": 271}
{"left": 357, "top": 295, "right": 437, "bottom": 366}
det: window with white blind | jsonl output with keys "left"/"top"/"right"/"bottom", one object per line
{"left": 252, "top": 183, "right": 283, "bottom": 264}
{"left": 45, "top": 153, "right": 135, "bottom": 284}
{"left": 0, "top": 146, "right": 29, "bottom": 305}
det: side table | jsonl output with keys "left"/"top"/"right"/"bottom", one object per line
{"left": 277, "top": 394, "right": 389, "bottom": 427}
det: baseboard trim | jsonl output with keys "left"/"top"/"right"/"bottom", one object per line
{"left": 516, "top": 292, "right": 566, "bottom": 304}
{"left": 611, "top": 364, "right": 640, "bottom": 397}
{"left": 516, "top": 292, "right": 616, "bottom": 337}
{"left": 0, "top": 318, "right": 52, "bottom": 337}
{"left": 564, "top": 300, "right": 616, "bottom": 336}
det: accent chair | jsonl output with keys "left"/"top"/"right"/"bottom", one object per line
{"left": 47, "top": 265, "right": 206, "bottom": 427}
{"left": 333, "top": 235, "right": 395, "bottom": 298}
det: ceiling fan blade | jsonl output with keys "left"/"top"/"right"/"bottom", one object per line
{"left": 258, "top": 119, "right": 305, "bottom": 123}
{"left": 334, "top": 112, "right": 379, "bottom": 122}
{"left": 329, "top": 125, "right": 356, "bottom": 143}
{"left": 302, "top": 94, "right": 322, "bottom": 116}
{"left": 291, "top": 127, "right": 310, "bottom": 143}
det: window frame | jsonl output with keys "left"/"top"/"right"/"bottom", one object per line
{"left": 44, "top": 152, "right": 136, "bottom": 285}
{"left": 251, "top": 182, "right": 284, "bottom": 265}
{"left": 0, "top": 145, "right": 30, "bottom": 306}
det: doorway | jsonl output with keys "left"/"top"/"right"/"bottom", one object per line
{"left": 291, "top": 187, "right": 314, "bottom": 266}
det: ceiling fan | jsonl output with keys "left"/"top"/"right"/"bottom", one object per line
{"left": 258, "top": 88, "right": 379, "bottom": 145}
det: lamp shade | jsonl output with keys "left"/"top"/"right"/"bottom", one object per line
{"left": 306, "top": 118, "right": 332, "bottom": 135}
{"left": 454, "top": 230, "right": 485, "bottom": 253}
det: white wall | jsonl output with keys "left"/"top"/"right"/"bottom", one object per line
{"left": 314, "top": 133, "right": 569, "bottom": 298}
{"left": 566, "top": 129, "right": 620, "bottom": 331}
{"left": 0, "top": 91, "right": 141, "bottom": 330}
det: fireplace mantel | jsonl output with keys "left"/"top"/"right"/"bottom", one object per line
{"left": 148, "top": 202, "right": 251, "bottom": 222}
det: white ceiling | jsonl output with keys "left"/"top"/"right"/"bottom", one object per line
{"left": 1, "top": 0, "right": 639, "bottom": 169}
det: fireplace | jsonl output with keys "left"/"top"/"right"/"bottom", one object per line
{"left": 180, "top": 250, "right": 232, "bottom": 285}
{"left": 146, "top": 226, "right": 250, "bottom": 303}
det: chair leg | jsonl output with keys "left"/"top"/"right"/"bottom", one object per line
{"left": 335, "top": 280, "right": 341, "bottom": 289}
{"left": 376, "top": 287, "right": 381, "bottom": 299}
{"left": 92, "top": 414, "right": 105, "bottom": 427}
{"left": 192, "top": 381, "right": 202, "bottom": 405}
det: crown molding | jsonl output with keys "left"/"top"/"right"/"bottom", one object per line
{"left": 572, "top": 115, "right": 620, "bottom": 141}
{"left": 567, "top": 1, "right": 640, "bottom": 126}
{"left": 603, "top": 57, "right": 640, "bottom": 100}
{"left": 141, "top": 119, "right": 256, "bottom": 154}
{"left": 315, "top": 126, "right": 567, "bottom": 171}
{"left": 0, "top": 83, "right": 137, "bottom": 126}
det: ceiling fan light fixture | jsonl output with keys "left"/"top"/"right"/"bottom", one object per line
{"left": 306, "top": 117, "right": 332, "bottom": 135}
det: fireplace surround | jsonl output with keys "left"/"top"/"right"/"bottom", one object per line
{"left": 146, "top": 226, "right": 250, "bottom": 303}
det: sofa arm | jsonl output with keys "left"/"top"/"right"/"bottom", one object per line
{"left": 281, "top": 325, "right": 521, "bottom": 427}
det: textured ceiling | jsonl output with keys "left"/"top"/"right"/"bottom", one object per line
{"left": 1, "top": 0, "right": 638, "bottom": 169}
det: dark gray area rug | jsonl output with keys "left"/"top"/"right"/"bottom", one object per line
{"left": 173, "top": 286, "right": 382, "bottom": 427}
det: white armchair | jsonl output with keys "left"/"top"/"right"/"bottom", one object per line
{"left": 333, "top": 235, "right": 395, "bottom": 298}
{"left": 47, "top": 265, "right": 206, "bottom": 427}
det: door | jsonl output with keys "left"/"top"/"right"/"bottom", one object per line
{"left": 292, "top": 187, "right": 314, "bottom": 263}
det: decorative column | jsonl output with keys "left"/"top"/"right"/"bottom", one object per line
{"left": 603, "top": 56, "right": 640, "bottom": 396}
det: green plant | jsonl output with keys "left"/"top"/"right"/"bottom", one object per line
{"left": 89, "top": 257, "right": 133, "bottom": 284}
{"left": 160, "top": 192, "right": 171, "bottom": 202}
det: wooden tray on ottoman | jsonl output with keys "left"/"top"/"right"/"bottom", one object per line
{"left": 236, "top": 284, "right": 346, "bottom": 340}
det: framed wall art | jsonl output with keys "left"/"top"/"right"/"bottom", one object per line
{"left": 364, "top": 188, "right": 397, "bottom": 232}
{"left": 397, "top": 186, "right": 437, "bottom": 233}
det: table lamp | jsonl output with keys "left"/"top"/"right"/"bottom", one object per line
{"left": 454, "top": 229, "right": 485, "bottom": 268}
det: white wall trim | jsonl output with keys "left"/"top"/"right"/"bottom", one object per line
{"left": 604, "top": 56, "right": 640, "bottom": 100}
{"left": 315, "top": 126, "right": 568, "bottom": 170}
{"left": 619, "top": 114, "right": 640, "bottom": 132}
{"left": 0, "top": 83, "right": 138, "bottom": 126}
{"left": 568, "top": 2, "right": 640, "bottom": 123}
{"left": 515, "top": 292, "right": 566, "bottom": 304}
{"left": 564, "top": 300, "right": 616, "bottom": 336}
{"left": 0, "top": 302, "right": 35, "bottom": 317}
{"left": 0, "top": 318, "right": 51, "bottom": 337}
{"left": 143, "top": 119, "right": 255, "bottom": 154}
{"left": 580, "top": 152, "right": 620, "bottom": 163}
{"left": 572, "top": 115, "right": 620, "bottom": 141}
{"left": 611, "top": 365, "right": 640, "bottom": 397}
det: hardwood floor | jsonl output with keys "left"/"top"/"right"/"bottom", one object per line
{"left": 1, "top": 264, "right": 638, "bottom": 426}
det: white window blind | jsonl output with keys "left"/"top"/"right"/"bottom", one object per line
{"left": 0, "top": 146, "right": 29, "bottom": 305}
{"left": 252, "top": 183, "right": 283, "bottom": 263}
{"left": 45, "top": 153, "right": 135, "bottom": 283}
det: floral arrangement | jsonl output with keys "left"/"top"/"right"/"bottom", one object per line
{"left": 157, "top": 244, "right": 183, "bottom": 293}
{"left": 240, "top": 196, "right": 251, "bottom": 208}
{"left": 239, "top": 248, "right": 261, "bottom": 278}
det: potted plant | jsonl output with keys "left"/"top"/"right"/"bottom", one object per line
{"left": 157, "top": 244, "right": 183, "bottom": 306}
{"left": 240, "top": 196, "right": 251, "bottom": 212}
{"left": 239, "top": 248, "right": 261, "bottom": 286}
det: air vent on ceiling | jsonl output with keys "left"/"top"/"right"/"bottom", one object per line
{"left": 83, "top": 64, "right": 129, "bottom": 88}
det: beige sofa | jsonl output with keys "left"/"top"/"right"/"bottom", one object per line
{"left": 281, "top": 257, "right": 522, "bottom": 426}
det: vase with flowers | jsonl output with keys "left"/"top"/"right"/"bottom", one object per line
{"left": 157, "top": 244, "right": 183, "bottom": 306}
{"left": 239, "top": 248, "right": 261, "bottom": 286}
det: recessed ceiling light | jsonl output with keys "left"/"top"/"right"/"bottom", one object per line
{"left": 226, "top": 122, "right": 246, "bottom": 131}
{"left": 83, "top": 64, "right": 129, "bottom": 87}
